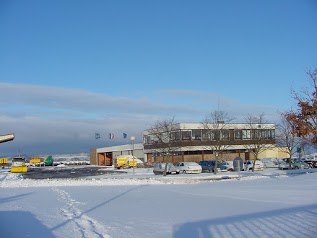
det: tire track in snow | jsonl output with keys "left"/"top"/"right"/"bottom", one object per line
{"left": 52, "top": 187, "right": 110, "bottom": 238}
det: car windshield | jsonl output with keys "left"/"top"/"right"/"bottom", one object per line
{"left": 12, "top": 158, "right": 24, "bottom": 162}
{"left": 186, "top": 162, "right": 197, "bottom": 166}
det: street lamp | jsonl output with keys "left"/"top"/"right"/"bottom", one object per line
{"left": 130, "top": 136, "right": 135, "bottom": 176}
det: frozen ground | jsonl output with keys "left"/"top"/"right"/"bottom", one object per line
{"left": 1, "top": 167, "right": 317, "bottom": 238}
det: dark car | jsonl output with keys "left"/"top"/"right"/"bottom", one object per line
{"left": 198, "top": 160, "right": 228, "bottom": 173}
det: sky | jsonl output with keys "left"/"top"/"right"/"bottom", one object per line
{"left": 1, "top": 168, "right": 317, "bottom": 238}
{"left": 0, "top": 0, "right": 317, "bottom": 155}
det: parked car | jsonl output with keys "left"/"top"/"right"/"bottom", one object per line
{"left": 243, "top": 160, "right": 264, "bottom": 171}
{"left": 292, "top": 158, "right": 310, "bottom": 169}
{"left": 278, "top": 160, "right": 291, "bottom": 170}
{"left": 260, "top": 158, "right": 279, "bottom": 168}
{"left": 153, "top": 163, "right": 180, "bottom": 175}
{"left": 198, "top": 160, "right": 228, "bottom": 173}
{"left": 175, "top": 162, "right": 202, "bottom": 174}
{"left": 278, "top": 158, "right": 310, "bottom": 170}
{"left": 223, "top": 161, "right": 234, "bottom": 171}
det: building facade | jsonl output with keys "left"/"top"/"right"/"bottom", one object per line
{"left": 90, "top": 143, "right": 144, "bottom": 166}
{"left": 142, "top": 122, "right": 276, "bottom": 163}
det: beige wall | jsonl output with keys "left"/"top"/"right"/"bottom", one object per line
{"left": 258, "top": 147, "right": 289, "bottom": 159}
{"left": 90, "top": 149, "right": 97, "bottom": 165}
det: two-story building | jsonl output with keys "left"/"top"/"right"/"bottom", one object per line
{"left": 142, "top": 122, "right": 275, "bottom": 163}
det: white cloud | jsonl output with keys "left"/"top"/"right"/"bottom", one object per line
{"left": 0, "top": 83, "right": 282, "bottom": 155}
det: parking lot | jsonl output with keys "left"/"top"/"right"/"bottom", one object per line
{"left": 21, "top": 166, "right": 127, "bottom": 179}
{"left": 14, "top": 165, "right": 317, "bottom": 182}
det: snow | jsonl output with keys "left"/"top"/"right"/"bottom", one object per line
{"left": 1, "top": 167, "right": 317, "bottom": 238}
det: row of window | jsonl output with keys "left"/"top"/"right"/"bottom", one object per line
{"left": 151, "top": 149, "right": 247, "bottom": 156}
{"left": 144, "top": 129, "right": 275, "bottom": 144}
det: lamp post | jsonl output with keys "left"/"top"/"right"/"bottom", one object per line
{"left": 130, "top": 136, "right": 135, "bottom": 176}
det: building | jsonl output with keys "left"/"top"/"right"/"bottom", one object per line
{"left": 90, "top": 143, "right": 144, "bottom": 166}
{"left": 142, "top": 122, "right": 276, "bottom": 163}
{"left": 90, "top": 122, "right": 277, "bottom": 165}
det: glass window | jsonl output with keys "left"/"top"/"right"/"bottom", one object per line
{"left": 152, "top": 137, "right": 159, "bottom": 144}
{"left": 202, "top": 130, "right": 211, "bottom": 141}
{"left": 170, "top": 131, "right": 181, "bottom": 141}
{"left": 234, "top": 130, "right": 242, "bottom": 140}
{"left": 252, "top": 130, "right": 259, "bottom": 139}
{"left": 242, "top": 130, "right": 251, "bottom": 139}
{"left": 192, "top": 129, "right": 202, "bottom": 140}
{"left": 181, "top": 130, "right": 191, "bottom": 140}
{"left": 221, "top": 130, "right": 229, "bottom": 140}
{"left": 212, "top": 130, "right": 220, "bottom": 141}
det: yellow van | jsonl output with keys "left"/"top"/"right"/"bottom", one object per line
{"left": 116, "top": 156, "right": 138, "bottom": 169}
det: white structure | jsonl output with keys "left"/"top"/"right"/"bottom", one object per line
{"left": 90, "top": 143, "right": 144, "bottom": 166}
{"left": 142, "top": 122, "right": 276, "bottom": 163}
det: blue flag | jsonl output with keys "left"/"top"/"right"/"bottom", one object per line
{"left": 123, "top": 133, "right": 127, "bottom": 138}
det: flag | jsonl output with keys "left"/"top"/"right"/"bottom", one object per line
{"left": 109, "top": 133, "right": 115, "bottom": 139}
{"left": 95, "top": 133, "right": 100, "bottom": 139}
{"left": 123, "top": 133, "right": 127, "bottom": 139}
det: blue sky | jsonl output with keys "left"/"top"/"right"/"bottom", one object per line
{"left": 0, "top": 0, "right": 316, "bottom": 155}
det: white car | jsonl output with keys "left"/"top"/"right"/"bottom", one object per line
{"left": 175, "top": 162, "right": 202, "bottom": 174}
{"left": 243, "top": 160, "right": 264, "bottom": 171}
{"left": 223, "top": 161, "right": 234, "bottom": 171}
{"left": 260, "top": 158, "right": 279, "bottom": 168}
{"left": 153, "top": 163, "right": 180, "bottom": 175}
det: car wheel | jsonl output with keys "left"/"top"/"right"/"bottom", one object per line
{"left": 183, "top": 170, "right": 186, "bottom": 174}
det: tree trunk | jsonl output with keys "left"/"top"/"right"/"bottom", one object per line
{"left": 163, "top": 154, "right": 169, "bottom": 176}
{"left": 214, "top": 156, "right": 218, "bottom": 175}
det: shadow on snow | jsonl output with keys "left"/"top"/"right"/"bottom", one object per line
{"left": 0, "top": 211, "right": 56, "bottom": 238}
{"left": 173, "top": 203, "right": 317, "bottom": 238}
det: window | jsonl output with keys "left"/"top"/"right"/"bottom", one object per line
{"left": 192, "top": 129, "right": 202, "bottom": 140}
{"left": 268, "top": 129, "right": 275, "bottom": 139}
{"left": 170, "top": 131, "right": 180, "bottom": 141}
{"left": 212, "top": 130, "right": 220, "bottom": 140}
{"left": 143, "top": 136, "right": 149, "bottom": 144}
{"left": 181, "top": 130, "right": 191, "bottom": 140}
{"left": 242, "top": 130, "right": 251, "bottom": 139}
{"left": 221, "top": 130, "right": 229, "bottom": 140}
{"left": 202, "top": 130, "right": 211, "bottom": 141}
{"left": 252, "top": 130, "right": 260, "bottom": 139}
{"left": 234, "top": 130, "right": 242, "bottom": 140}
{"left": 151, "top": 137, "right": 159, "bottom": 144}
{"left": 250, "top": 129, "right": 275, "bottom": 140}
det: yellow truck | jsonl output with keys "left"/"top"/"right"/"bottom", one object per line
{"left": 11, "top": 157, "right": 28, "bottom": 173}
{"left": 29, "top": 157, "right": 42, "bottom": 166}
{"left": 116, "top": 156, "right": 138, "bottom": 169}
{"left": 0, "top": 158, "right": 8, "bottom": 165}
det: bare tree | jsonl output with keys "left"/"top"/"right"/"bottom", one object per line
{"left": 202, "top": 110, "right": 233, "bottom": 174}
{"left": 244, "top": 113, "right": 275, "bottom": 172}
{"left": 276, "top": 113, "right": 302, "bottom": 169}
{"left": 145, "top": 117, "right": 180, "bottom": 176}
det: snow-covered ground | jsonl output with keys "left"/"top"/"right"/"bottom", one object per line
{"left": 1, "top": 168, "right": 317, "bottom": 238}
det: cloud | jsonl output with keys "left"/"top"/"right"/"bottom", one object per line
{"left": 0, "top": 83, "right": 203, "bottom": 118}
{"left": 0, "top": 83, "right": 282, "bottom": 155}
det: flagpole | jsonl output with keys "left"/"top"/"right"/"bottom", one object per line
{"left": 130, "top": 136, "right": 135, "bottom": 176}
